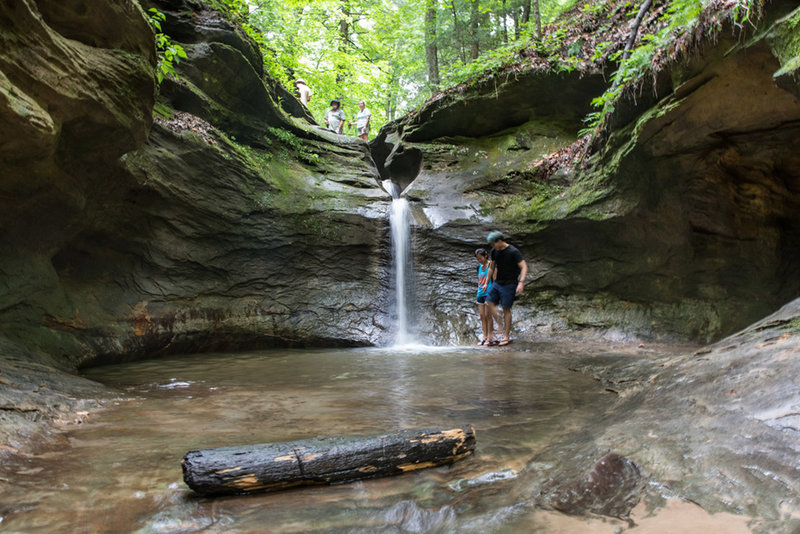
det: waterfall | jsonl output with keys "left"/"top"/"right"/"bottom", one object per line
{"left": 386, "top": 180, "right": 415, "bottom": 345}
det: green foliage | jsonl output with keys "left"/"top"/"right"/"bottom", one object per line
{"left": 581, "top": 0, "right": 762, "bottom": 135}
{"left": 147, "top": 8, "right": 187, "bottom": 84}
{"left": 205, "top": 0, "right": 250, "bottom": 21}
{"left": 201, "top": 0, "right": 583, "bottom": 132}
{"left": 150, "top": 0, "right": 764, "bottom": 139}
{"left": 226, "top": 126, "right": 319, "bottom": 169}
{"left": 441, "top": 43, "right": 520, "bottom": 87}
{"left": 236, "top": 0, "right": 427, "bottom": 136}
{"left": 266, "top": 127, "right": 320, "bottom": 164}
{"left": 730, "top": 0, "right": 763, "bottom": 28}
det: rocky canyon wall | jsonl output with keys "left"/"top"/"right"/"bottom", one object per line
{"left": 374, "top": 1, "right": 800, "bottom": 344}
{"left": 2, "top": 0, "right": 800, "bottom": 372}
{"left": 0, "top": 0, "right": 402, "bottom": 375}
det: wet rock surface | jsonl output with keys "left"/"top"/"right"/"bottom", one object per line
{"left": 542, "top": 452, "right": 644, "bottom": 521}
{"left": 0, "top": 340, "right": 107, "bottom": 456}
{"left": 0, "top": 0, "right": 394, "bottom": 451}
{"left": 0, "top": 1, "right": 799, "bottom": 530}
{"left": 535, "top": 298, "right": 800, "bottom": 531}
{"left": 0, "top": 0, "right": 393, "bottom": 372}
{"left": 373, "top": 2, "right": 800, "bottom": 346}
{"left": 2, "top": 0, "right": 797, "bottom": 363}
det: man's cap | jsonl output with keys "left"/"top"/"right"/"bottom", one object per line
{"left": 330, "top": 98, "right": 340, "bottom": 104}
{"left": 486, "top": 231, "right": 504, "bottom": 243}
{"left": 295, "top": 78, "right": 305, "bottom": 84}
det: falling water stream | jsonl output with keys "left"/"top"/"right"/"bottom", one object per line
{"left": 386, "top": 180, "right": 416, "bottom": 345}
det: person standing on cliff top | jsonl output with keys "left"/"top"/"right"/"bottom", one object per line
{"left": 324, "top": 99, "right": 346, "bottom": 134}
{"left": 295, "top": 79, "right": 312, "bottom": 107}
{"left": 349, "top": 100, "right": 371, "bottom": 141}
{"left": 482, "top": 231, "right": 528, "bottom": 346}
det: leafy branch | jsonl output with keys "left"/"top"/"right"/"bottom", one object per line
{"left": 147, "top": 8, "right": 187, "bottom": 84}
{"left": 578, "top": 0, "right": 764, "bottom": 138}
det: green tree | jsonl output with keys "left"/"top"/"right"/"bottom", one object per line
{"left": 425, "top": 0, "right": 441, "bottom": 93}
{"left": 232, "top": 0, "right": 581, "bottom": 132}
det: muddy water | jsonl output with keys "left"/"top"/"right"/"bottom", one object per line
{"left": 0, "top": 346, "right": 751, "bottom": 533}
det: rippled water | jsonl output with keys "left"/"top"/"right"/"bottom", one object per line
{"left": 0, "top": 346, "right": 658, "bottom": 533}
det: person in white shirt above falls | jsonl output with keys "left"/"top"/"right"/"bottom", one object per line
{"left": 350, "top": 100, "right": 371, "bottom": 141}
{"left": 295, "top": 79, "right": 312, "bottom": 107}
{"left": 324, "top": 98, "right": 346, "bottom": 134}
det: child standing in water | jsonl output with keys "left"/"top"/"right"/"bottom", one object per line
{"left": 475, "top": 248, "right": 495, "bottom": 345}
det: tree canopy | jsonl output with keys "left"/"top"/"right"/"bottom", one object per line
{"left": 225, "top": 0, "right": 578, "bottom": 137}
{"left": 191, "top": 0, "right": 764, "bottom": 141}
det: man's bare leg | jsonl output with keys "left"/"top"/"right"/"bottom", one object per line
{"left": 503, "top": 308, "right": 512, "bottom": 342}
{"left": 492, "top": 306, "right": 503, "bottom": 336}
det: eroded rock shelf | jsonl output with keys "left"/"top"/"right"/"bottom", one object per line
{"left": 1, "top": 0, "right": 800, "bottom": 531}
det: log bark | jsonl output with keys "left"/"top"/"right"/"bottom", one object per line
{"left": 182, "top": 426, "right": 476, "bottom": 496}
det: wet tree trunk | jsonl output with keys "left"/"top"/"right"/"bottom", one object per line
{"left": 182, "top": 426, "right": 477, "bottom": 497}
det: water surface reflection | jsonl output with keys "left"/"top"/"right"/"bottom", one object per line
{"left": 2, "top": 346, "right": 614, "bottom": 533}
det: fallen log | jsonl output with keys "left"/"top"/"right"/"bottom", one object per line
{"left": 182, "top": 426, "right": 476, "bottom": 496}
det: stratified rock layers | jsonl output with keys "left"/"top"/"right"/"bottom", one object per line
{"left": 1, "top": 0, "right": 799, "bottom": 368}
{"left": 0, "top": 0, "right": 392, "bottom": 371}
{"left": 373, "top": 4, "right": 800, "bottom": 344}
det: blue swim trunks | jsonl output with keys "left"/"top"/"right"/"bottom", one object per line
{"left": 487, "top": 282, "right": 516, "bottom": 309}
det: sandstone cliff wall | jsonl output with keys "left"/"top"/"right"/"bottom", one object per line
{"left": 373, "top": 2, "right": 800, "bottom": 344}
{"left": 1, "top": 0, "right": 799, "bottom": 369}
{"left": 0, "top": 0, "right": 400, "bottom": 372}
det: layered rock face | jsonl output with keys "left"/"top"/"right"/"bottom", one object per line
{"left": 0, "top": 0, "right": 395, "bottom": 376}
{"left": 1, "top": 1, "right": 799, "bottom": 365}
{"left": 374, "top": 3, "right": 800, "bottom": 344}
{"left": 1, "top": 0, "right": 800, "bottom": 526}
{"left": 0, "top": 0, "right": 156, "bottom": 368}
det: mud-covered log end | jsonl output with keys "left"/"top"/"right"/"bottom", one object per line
{"left": 182, "top": 426, "right": 476, "bottom": 497}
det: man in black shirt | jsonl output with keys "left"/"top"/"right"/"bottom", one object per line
{"left": 481, "top": 231, "right": 528, "bottom": 346}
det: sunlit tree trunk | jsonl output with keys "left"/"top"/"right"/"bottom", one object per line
{"left": 385, "top": 57, "right": 399, "bottom": 120}
{"left": 511, "top": 5, "right": 520, "bottom": 40}
{"left": 450, "top": 0, "right": 466, "bottom": 63}
{"left": 425, "top": 0, "right": 440, "bottom": 92}
{"left": 521, "top": 0, "right": 530, "bottom": 26}
{"left": 337, "top": 0, "right": 350, "bottom": 85}
{"left": 532, "top": 0, "right": 542, "bottom": 40}
{"left": 385, "top": 87, "right": 396, "bottom": 120}
{"left": 469, "top": 0, "right": 480, "bottom": 60}
{"left": 497, "top": 0, "right": 508, "bottom": 45}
